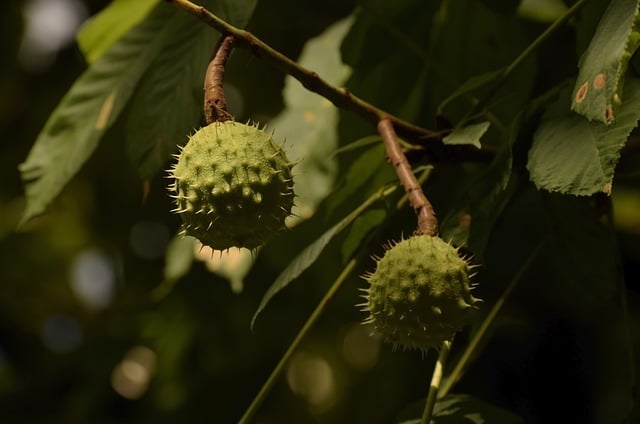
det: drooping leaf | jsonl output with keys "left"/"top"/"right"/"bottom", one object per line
{"left": 571, "top": 0, "right": 640, "bottom": 123}
{"left": 269, "top": 16, "right": 353, "bottom": 220}
{"left": 251, "top": 184, "right": 397, "bottom": 328}
{"left": 529, "top": 78, "right": 640, "bottom": 195}
{"left": 77, "top": 0, "right": 158, "bottom": 64}
{"left": 442, "top": 121, "right": 490, "bottom": 149}
{"left": 19, "top": 4, "right": 178, "bottom": 225}
{"left": 125, "top": 0, "right": 257, "bottom": 181}
{"left": 397, "top": 393, "right": 524, "bottom": 424}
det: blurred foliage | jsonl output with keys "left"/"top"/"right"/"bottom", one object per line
{"left": 1, "top": 0, "right": 640, "bottom": 423}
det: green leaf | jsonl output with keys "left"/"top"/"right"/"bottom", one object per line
{"left": 442, "top": 121, "right": 490, "bottom": 149}
{"left": 126, "top": 0, "right": 257, "bottom": 180}
{"left": 19, "top": 4, "right": 178, "bottom": 225}
{"left": 251, "top": 184, "right": 396, "bottom": 328}
{"left": 397, "top": 394, "right": 524, "bottom": 424}
{"left": 529, "top": 78, "right": 640, "bottom": 195}
{"left": 77, "top": 0, "right": 158, "bottom": 64}
{"left": 571, "top": 0, "right": 640, "bottom": 123}
{"left": 440, "top": 117, "right": 515, "bottom": 258}
{"left": 269, "top": 15, "right": 353, "bottom": 219}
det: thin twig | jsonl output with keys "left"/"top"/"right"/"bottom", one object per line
{"left": 378, "top": 118, "right": 437, "bottom": 236}
{"left": 238, "top": 169, "right": 433, "bottom": 423}
{"left": 164, "top": 0, "right": 439, "bottom": 143}
{"left": 464, "top": 0, "right": 591, "bottom": 122}
{"left": 422, "top": 338, "right": 452, "bottom": 424}
{"left": 204, "top": 35, "right": 234, "bottom": 123}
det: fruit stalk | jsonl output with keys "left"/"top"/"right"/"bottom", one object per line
{"left": 378, "top": 118, "right": 437, "bottom": 236}
{"left": 204, "top": 35, "right": 234, "bottom": 123}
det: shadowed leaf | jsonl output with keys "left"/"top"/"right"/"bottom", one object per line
{"left": 125, "top": 0, "right": 257, "bottom": 181}
{"left": 19, "top": 4, "right": 178, "bottom": 225}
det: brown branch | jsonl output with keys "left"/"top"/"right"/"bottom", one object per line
{"left": 204, "top": 35, "right": 234, "bottom": 123}
{"left": 378, "top": 118, "right": 437, "bottom": 236}
{"left": 164, "top": 0, "right": 438, "bottom": 142}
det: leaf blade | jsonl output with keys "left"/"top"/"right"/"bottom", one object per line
{"left": 529, "top": 78, "right": 640, "bottom": 195}
{"left": 19, "top": 4, "right": 178, "bottom": 225}
{"left": 77, "top": 0, "right": 159, "bottom": 64}
{"left": 571, "top": 0, "right": 640, "bottom": 123}
{"left": 251, "top": 185, "right": 396, "bottom": 328}
{"left": 125, "top": 0, "right": 258, "bottom": 180}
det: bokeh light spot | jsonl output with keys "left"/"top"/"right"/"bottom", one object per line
{"left": 286, "top": 351, "right": 336, "bottom": 413}
{"left": 341, "top": 323, "right": 381, "bottom": 371}
{"left": 19, "top": 0, "right": 88, "bottom": 71}
{"left": 111, "top": 346, "right": 156, "bottom": 400}
{"left": 70, "top": 248, "right": 116, "bottom": 310}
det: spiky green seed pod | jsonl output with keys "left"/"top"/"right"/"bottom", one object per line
{"left": 169, "top": 121, "right": 295, "bottom": 250}
{"left": 361, "top": 235, "right": 481, "bottom": 351}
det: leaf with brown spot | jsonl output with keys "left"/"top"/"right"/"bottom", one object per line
{"left": 571, "top": 0, "right": 640, "bottom": 123}
{"left": 529, "top": 78, "right": 640, "bottom": 195}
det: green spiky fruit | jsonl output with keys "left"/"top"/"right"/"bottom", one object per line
{"left": 361, "top": 235, "right": 481, "bottom": 351}
{"left": 169, "top": 121, "right": 295, "bottom": 250}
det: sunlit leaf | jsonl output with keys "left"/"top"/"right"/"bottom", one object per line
{"left": 77, "top": 0, "right": 158, "bottom": 64}
{"left": 195, "top": 243, "right": 256, "bottom": 294}
{"left": 529, "top": 78, "right": 640, "bottom": 195}
{"left": 269, "top": 16, "right": 353, "bottom": 219}
{"left": 571, "top": 0, "right": 640, "bottom": 123}
{"left": 19, "top": 4, "right": 177, "bottom": 225}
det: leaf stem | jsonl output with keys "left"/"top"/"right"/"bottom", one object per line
{"left": 163, "top": 0, "right": 439, "bottom": 142}
{"left": 438, "top": 240, "right": 545, "bottom": 399}
{"left": 238, "top": 258, "right": 358, "bottom": 424}
{"left": 378, "top": 118, "right": 438, "bottom": 236}
{"left": 467, "top": 0, "right": 591, "bottom": 119}
{"left": 239, "top": 169, "right": 432, "bottom": 423}
{"left": 204, "top": 35, "right": 234, "bottom": 123}
{"left": 422, "top": 338, "right": 453, "bottom": 424}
